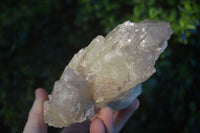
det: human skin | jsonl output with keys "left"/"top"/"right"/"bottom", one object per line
{"left": 23, "top": 88, "right": 139, "bottom": 133}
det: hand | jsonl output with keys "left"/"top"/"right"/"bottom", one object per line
{"left": 23, "top": 88, "right": 139, "bottom": 133}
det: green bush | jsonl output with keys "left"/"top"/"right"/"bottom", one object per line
{"left": 0, "top": 0, "right": 199, "bottom": 132}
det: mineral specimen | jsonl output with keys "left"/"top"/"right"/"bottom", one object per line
{"left": 43, "top": 20, "right": 173, "bottom": 128}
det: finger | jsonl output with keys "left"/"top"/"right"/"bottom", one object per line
{"left": 90, "top": 118, "right": 105, "bottom": 133}
{"left": 90, "top": 107, "right": 113, "bottom": 133}
{"left": 113, "top": 99, "right": 139, "bottom": 133}
{"left": 23, "top": 88, "right": 48, "bottom": 133}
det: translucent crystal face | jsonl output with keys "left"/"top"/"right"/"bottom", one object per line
{"left": 43, "top": 20, "right": 173, "bottom": 128}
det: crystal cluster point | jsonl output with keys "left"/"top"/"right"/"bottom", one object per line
{"left": 43, "top": 20, "right": 173, "bottom": 128}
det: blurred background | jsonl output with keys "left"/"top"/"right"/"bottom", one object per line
{"left": 0, "top": 0, "right": 200, "bottom": 132}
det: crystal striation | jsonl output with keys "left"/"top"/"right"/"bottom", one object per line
{"left": 43, "top": 20, "right": 173, "bottom": 128}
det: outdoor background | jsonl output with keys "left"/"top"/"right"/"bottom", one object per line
{"left": 0, "top": 0, "right": 200, "bottom": 133}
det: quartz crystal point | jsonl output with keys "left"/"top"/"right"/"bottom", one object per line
{"left": 43, "top": 20, "right": 173, "bottom": 128}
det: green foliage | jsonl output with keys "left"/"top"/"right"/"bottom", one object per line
{"left": 0, "top": 0, "right": 199, "bottom": 132}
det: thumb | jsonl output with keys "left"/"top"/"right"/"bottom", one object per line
{"left": 23, "top": 88, "right": 48, "bottom": 133}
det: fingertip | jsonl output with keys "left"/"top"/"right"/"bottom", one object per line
{"left": 29, "top": 88, "right": 47, "bottom": 119}
{"left": 35, "top": 88, "right": 48, "bottom": 100}
{"left": 97, "top": 107, "right": 113, "bottom": 133}
{"left": 28, "top": 88, "right": 48, "bottom": 120}
{"left": 135, "top": 98, "right": 140, "bottom": 109}
{"left": 98, "top": 107, "right": 113, "bottom": 125}
{"left": 128, "top": 98, "right": 140, "bottom": 111}
{"left": 24, "top": 88, "right": 48, "bottom": 133}
{"left": 35, "top": 88, "right": 48, "bottom": 95}
{"left": 113, "top": 98, "right": 140, "bottom": 132}
{"left": 90, "top": 118, "right": 105, "bottom": 133}
{"left": 98, "top": 107, "right": 113, "bottom": 118}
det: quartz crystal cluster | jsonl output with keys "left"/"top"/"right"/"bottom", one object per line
{"left": 43, "top": 20, "right": 173, "bottom": 128}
